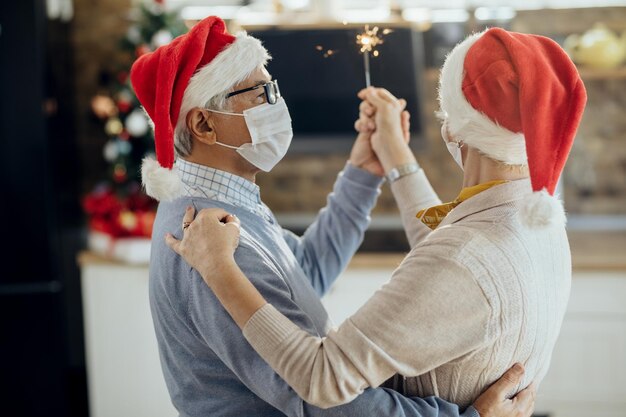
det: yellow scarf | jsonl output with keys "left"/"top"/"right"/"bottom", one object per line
{"left": 416, "top": 180, "right": 508, "bottom": 230}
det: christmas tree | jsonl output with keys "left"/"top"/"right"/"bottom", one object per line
{"left": 84, "top": 0, "right": 185, "bottom": 240}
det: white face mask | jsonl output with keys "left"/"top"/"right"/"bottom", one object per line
{"left": 208, "top": 97, "right": 293, "bottom": 172}
{"left": 441, "top": 123, "right": 464, "bottom": 171}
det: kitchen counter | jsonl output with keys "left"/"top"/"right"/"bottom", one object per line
{"left": 79, "top": 231, "right": 626, "bottom": 271}
{"left": 348, "top": 231, "right": 626, "bottom": 271}
{"left": 567, "top": 231, "right": 626, "bottom": 271}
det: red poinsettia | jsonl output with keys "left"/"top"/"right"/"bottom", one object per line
{"left": 82, "top": 184, "right": 157, "bottom": 238}
{"left": 83, "top": 186, "right": 123, "bottom": 218}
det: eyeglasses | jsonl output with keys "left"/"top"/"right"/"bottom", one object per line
{"left": 226, "top": 80, "right": 281, "bottom": 105}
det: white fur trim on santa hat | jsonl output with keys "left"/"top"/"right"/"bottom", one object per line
{"left": 519, "top": 189, "right": 566, "bottom": 229}
{"left": 438, "top": 30, "right": 528, "bottom": 166}
{"left": 141, "top": 157, "right": 183, "bottom": 201}
{"left": 176, "top": 32, "right": 271, "bottom": 131}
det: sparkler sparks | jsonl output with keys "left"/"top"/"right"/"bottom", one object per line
{"left": 356, "top": 25, "right": 384, "bottom": 54}
{"left": 356, "top": 25, "right": 387, "bottom": 87}
{"left": 315, "top": 45, "right": 338, "bottom": 59}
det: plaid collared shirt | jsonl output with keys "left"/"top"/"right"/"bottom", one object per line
{"left": 176, "top": 159, "right": 274, "bottom": 223}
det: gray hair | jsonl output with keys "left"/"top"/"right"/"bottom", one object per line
{"left": 173, "top": 89, "right": 232, "bottom": 158}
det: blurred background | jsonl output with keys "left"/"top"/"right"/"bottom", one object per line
{"left": 1, "top": 0, "right": 625, "bottom": 416}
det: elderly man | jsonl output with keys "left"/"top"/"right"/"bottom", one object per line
{"left": 130, "top": 16, "right": 534, "bottom": 417}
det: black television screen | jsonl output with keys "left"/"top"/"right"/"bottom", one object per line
{"left": 250, "top": 26, "right": 424, "bottom": 139}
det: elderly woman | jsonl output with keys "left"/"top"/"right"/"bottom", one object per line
{"left": 167, "top": 28, "right": 586, "bottom": 410}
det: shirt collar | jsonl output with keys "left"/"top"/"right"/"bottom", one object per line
{"left": 439, "top": 178, "right": 533, "bottom": 227}
{"left": 416, "top": 180, "right": 508, "bottom": 230}
{"left": 176, "top": 159, "right": 262, "bottom": 211}
{"left": 456, "top": 180, "right": 509, "bottom": 204}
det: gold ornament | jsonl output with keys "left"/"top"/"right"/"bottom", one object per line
{"left": 91, "top": 95, "right": 118, "bottom": 119}
{"left": 105, "top": 118, "right": 124, "bottom": 136}
{"left": 119, "top": 210, "right": 138, "bottom": 231}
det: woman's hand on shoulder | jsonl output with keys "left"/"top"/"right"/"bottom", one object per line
{"left": 165, "top": 206, "right": 241, "bottom": 285}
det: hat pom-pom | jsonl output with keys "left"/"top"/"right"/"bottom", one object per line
{"left": 519, "top": 189, "right": 566, "bottom": 229}
{"left": 141, "top": 157, "right": 183, "bottom": 202}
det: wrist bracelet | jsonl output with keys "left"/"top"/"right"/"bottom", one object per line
{"left": 386, "top": 162, "right": 421, "bottom": 183}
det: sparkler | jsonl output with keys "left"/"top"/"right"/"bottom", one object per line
{"left": 356, "top": 26, "right": 390, "bottom": 87}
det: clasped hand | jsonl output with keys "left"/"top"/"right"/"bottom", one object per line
{"left": 349, "top": 87, "right": 415, "bottom": 176}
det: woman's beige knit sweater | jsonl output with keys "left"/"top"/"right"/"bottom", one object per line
{"left": 242, "top": 171, "right": 572, "bottom": 409}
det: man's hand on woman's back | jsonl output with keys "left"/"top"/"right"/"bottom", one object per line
{"left": 473, "top": 363, "right": 536, "bottom": 417}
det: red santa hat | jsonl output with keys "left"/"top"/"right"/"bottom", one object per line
{"left": 438, "top": 27, "right": 587, "bottom": 228}
{"left": 130, "top": 16, "right": 270, "bottom": 201}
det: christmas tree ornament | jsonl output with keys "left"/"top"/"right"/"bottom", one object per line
{"left": 91, "top": 95, "right": 118, "bottom": 119}
{"left": 118, "top": 210, "right": 138, "bottom": 231}
{"left": 105, "top": 118, "right": 124, "bottom": 136}
{"left": 116, "top": 89, "right": 134, "bottom": 114}
{"left": 113, "top": 164, "right": 128, "bottom": 183}
{"left": 126, "top": 26, "right": 142, "bottom": 44}
{"left": 103, "top": 140, "right": 120, "bottom": 162}
{"left": 125, "top": 109, "right": 150, "bottom": 137}
{"left": 117, "top": 89, "right": 132, "bottom": 102}
{"left": 118, "top": 101, "right": 132, "bottom": 114}
{"left": 118, "top": 140, "right": 132, "bottom": 156}
{"left": 151, "top": 29, "right": 174, "bottom": 48}
{"left": 117, "top": 101, "right": 133, "bottom": 113}
{"left": 119, "top": 130, "right": 130, "bottom": 141}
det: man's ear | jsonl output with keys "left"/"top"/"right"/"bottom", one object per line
{"left": 186, "top": 108, "right": 217, "bottom": 145}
